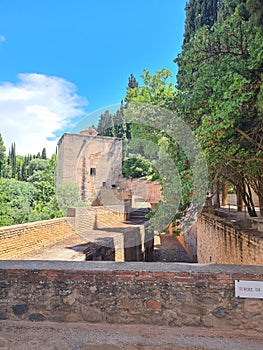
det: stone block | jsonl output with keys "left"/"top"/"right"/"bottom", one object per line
{"left": 28, "top": 313, "right": 46, "bottom": 321}
{"left": 0, "top": 311, "right": 8, "bottom": 320}
{"left": 213, "top": 306, "right": 227, "bottom": 318}
{"left": 80, "top": 305, "right": 103, "bottom": 322}
{"left": 181, "top": 304, "right": 206, "bottom": 316}
{"left": 201, "top": 315, "right": 213, "bottom": 328}
{"left": 243, "top": 299, "right": 263, "bottom": 314}
{"left": 65, "top": 313, "right": 83, "bottom": 322}
{"left": 182, "top": 315, "right": 201, "bottom": 327}
{"left": 12, "top": 304, "right": 29, "bottom": 316}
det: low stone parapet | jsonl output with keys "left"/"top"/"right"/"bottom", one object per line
{"left": 197, "top": 213, "right": 263, "bottom": 265}
{"left": 251, "top": 217, "right": 263, "bottom": 232}
{"left": 0, "top": 261, "right": 263, "bottom": 331}
{"left": 0, "top": 218, "right": 76, "bottom": 260}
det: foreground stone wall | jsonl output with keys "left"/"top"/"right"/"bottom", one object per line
{"left": 0, "top": 219, "right": 76, "bottom": 260}
{"left": 0, "top": 261, "right": 263, "bottom": 331}
{"left": 197, "top": 213, "right": 263, "bottom": 265}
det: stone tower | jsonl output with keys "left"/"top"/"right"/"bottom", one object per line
{"left": 57, "top": 128, "right": 122, "bottom": 205}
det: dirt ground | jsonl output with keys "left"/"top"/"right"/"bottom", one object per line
{"left": 20, "top": 231, "right": 192, "bottom": 263}
{"left": 1, "top": 320, "right": 263, "bottom": 350}
{"left": 154, "top": 233, "right": 192, "bottom": 262}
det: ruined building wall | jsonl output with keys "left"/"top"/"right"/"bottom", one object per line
{"left": 197, "top": 213, "right": 263, "bottom": 265}
{"left": 0, "top": 209, "right": 153, "bottom": 262}
{"left": 57, "top": 133, "right": 122, "bottom": 205}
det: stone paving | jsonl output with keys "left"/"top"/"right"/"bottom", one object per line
{"left": 154, "top": 233, "right": 192, "bottom": 263}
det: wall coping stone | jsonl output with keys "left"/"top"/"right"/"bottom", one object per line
{"left": 202, "top": 212, "right": 263, "bottom": 240}
{"left": 1, "top": 260, "right": 263, "bottom": 275}
{"left": 0, "top": 218, "right": 68, "bottom": 231}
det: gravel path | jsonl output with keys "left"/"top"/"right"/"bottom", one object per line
{"left": 1, "top": 321, "right": 262, "bottom": 350}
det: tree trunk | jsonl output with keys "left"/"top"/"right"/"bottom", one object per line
{"left": 259, "top": 195, "right": 263, "bottom": 216}
{"left": 222, "top": 182, "right": 228, "bottom": 206}
{"left": 242, "top": 182, "right": 257, "bottom": 217}
{"left": 236, "top": 186, "right": 243, "bottom": 212}
{"left": 213, "top": 181, "right": 220, "bottom": 208}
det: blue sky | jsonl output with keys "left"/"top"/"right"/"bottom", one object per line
{"left": 0, "top": 0, "right": 186, "bottom": 155}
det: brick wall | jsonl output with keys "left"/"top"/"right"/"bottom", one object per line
{"left": 0, "top": 208, "right": 153, "bottom": 262}
{"left": 197, "top": 213, "right": 263, "bottom": 265}
{"left": 0, "top": 219, "right": 76, "bottom": 260}
{"left": 0, "top": 261, "right": 263, "bottom": 331}
{"left": 67, "top": 206, "right": 125, "bottom": 233}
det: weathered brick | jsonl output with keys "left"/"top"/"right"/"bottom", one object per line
{"left": 147, "top": 300, "right": 162, "bottom": 309}
{"left": 171, "top": 278, "right": 195, "bottom": 283}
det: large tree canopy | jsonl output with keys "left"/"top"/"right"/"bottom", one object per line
{"left": 175, "top": 0, "right": 263, "bottom": 215}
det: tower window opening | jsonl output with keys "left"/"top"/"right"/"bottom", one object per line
{"left": 90, "top": 168, "right": 96, "bottom": 176}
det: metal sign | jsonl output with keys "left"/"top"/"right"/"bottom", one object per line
{"left": 235, "top": 280, "right": 263, "bottom": 299}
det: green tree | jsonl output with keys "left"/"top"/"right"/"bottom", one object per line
{"left": 175, "top": 0, "right": 263, "bottom": 216}
{"left": 56, "top": 182, "right": 86, "bottom": 214}
{"left": 27, "top": 154, "right": 63, "bottom": 220}
{"left": 27, "top": 158, "right": 49, "bottom": 177}
{"left": 41, "top": 148, "right": 47, "bottom": 159}
{"left": 122, "top": 154, "right": 158, "bottom": 180}
{"left": 97, "top": 110, "right": 115, "bottom": 137}
{"left": 247, "top": 0, "right": 263, "bottom": 30}
{"left": 8, "top": 143, "right": 17, "bottom": 178}
{"left": 97, "top": 104, "right": 128, "bottom": 139}
{"left": 125, "top": 68, "right": 175, "bottom": 109}
{"left": 0, "top": 178, "right": 36, "bottom": 226}
{"left": 127, "top": 73, "right": 139, "bottom": 89}
{"left": 0, "top": 133, "right": 6, "bottom": 178}
{"left": 183, "top": 0, "right": 220, "bottom": 45}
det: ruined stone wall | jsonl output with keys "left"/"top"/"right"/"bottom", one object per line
{"left": 0, "top": 219, "right": 76, "bottom": 260}
{"left": 0, "top": 208, "right": 153, "bottom": 262}
{"left": 197, "top": 213, "right": 263, "bottom": 265}
{"left": 0, "top": 261, "right": 263, "bottom": 331}
{"left": 57, "top": 133, "right": 122, "bottom": 204}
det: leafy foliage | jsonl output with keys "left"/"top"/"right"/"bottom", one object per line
{"left": 183, "top": 0, "right": 220, "bottom": 44}
{"left": 97, "top": 101, "right": 128, "bottom": 139}
{"left": 0, "top": 135, "right": 63, "bottom": 226}
{"left": 0, "top": 133, "right": 6, "bottom": 178}
{"left": 125, "top": 68, "right": 175, "bottom": 109}
{"left": 0, "top": 178, "right": 36, "bottom": 226}
{"left": 122, "top": 154, "right": 158, "bottom": 180}
{"left": 175, "top": 0, "right": 263, "bottom": 216}
{"left": 56, "top": 182, "right": 86, "bottom": 214}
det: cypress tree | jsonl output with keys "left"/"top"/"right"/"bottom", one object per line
{"left": 217, "top": 0, "right": 248, "bottom": 22}
{"left": 183, "top": 0, "right": 221, "bottom": 44}
{"left": 247, "top": 0, "right": 263, "bottom": 30}
{"left": 41, "top": 148, "right": 47, "bottom": 159}
{"left": 127, "top": 74, "right": 139, "bottom": 89}
{"left": 0, "top": 133, "right": 6, "bottom": 178}
{"left": 9, "top": 143, "right": 16, "bottom": 179}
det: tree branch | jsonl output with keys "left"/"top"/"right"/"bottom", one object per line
{"left": 227, "top": 157, "right": 263, "bottom": 163}
{"left": 234, "top": 127, "right": 263, "bottom": 151}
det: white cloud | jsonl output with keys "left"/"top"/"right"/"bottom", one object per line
{"left": 0, "top": 73, "right": 87, "bottom": 157}
{"left": 0, "top": 35, "right": 6, "bottom": 42}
